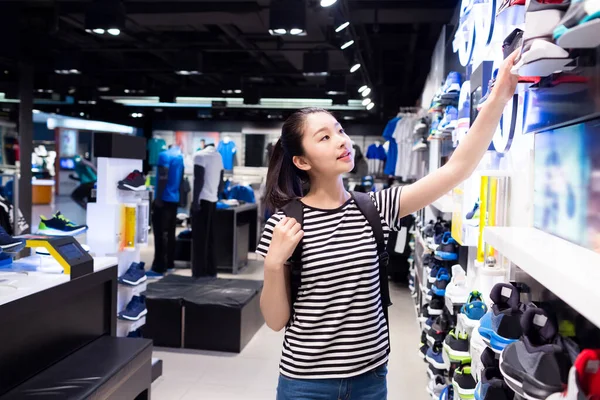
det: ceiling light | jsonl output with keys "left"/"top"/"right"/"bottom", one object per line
{"left": 290, "top": 28, "right": 304, "bottom": 35}
{"left": 85, "top": 29, "right": 92, "bottom": 33}
{"left": 98, "top": 86, "right": 110, "bottom": 92}
{"left": 362, "top": 88, "right": 371, "bottom": 97}
{"left": 366, "top": 102, "right": 375, "bottom": 110}
{"left": 175, "top": 70, "right": 201, "bottom": 76}
{"left": 320, "top": 0, "right": 338, "bottom": 7}
{"left": 358, "top": 85, "right": 368, "bottom": 93}
{"left": 33, "top": 109, "right": 40, "bottom": 114}
{"left": 268, "top": 29, "right": 275, "bottom": 35}
{"left": 80, "top": 112, "right": 85, "bottom": 117}
{"left": 326, "top": 91, "right": 345, "bottom": 95}
{"left": 69, "top": 69, "right": 81, "bottom": 74}
{"left": 274, "top": 28, "right": 287, "bottom": 35}
{"left": 234, "top": 89, "right": 242, "bottom": 94}
{"left": 340, "top": 40, "right": 354, "bottom": 50}
{"left": 107, "top": 28, "right": 120, "bottom": 36}
{"left": 335, "top": 21, "right": 350, "bottom": 32}
{"left": 93, "top": 28, "right": 105, "bottom": 34}
{"left": 350, "top": 63, "right": 361, "bottom": 73}
{"left": 124, "top": 89, "right": 130, "bottom": 94}
{"left": 362, "top": 98, "right": 371, "bottom": 106}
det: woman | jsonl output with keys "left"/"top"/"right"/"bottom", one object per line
{"left": 256, "top": 52, "right": 520, "bottom": 399}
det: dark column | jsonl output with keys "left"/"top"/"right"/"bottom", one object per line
{"left": 18, "top": 62, "right": 33, "bottom": 232}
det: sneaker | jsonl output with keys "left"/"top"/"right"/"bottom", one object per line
{"left": 503, "top": 29, "right": 524, "bottom": 60}
{"left": 441, "top": 385, "right": 455, "bottom": 400}
{"left": 444, "top": 330, "right": 472, "bottom": 364}
{"left": 481, "top": 347, "right": 499, "bottom": 369}
{"left": 439, "top": 106, "right": 459, "bottom": 133}
{"left": 38, "top": 212, "right": 88, "bottom": 236}
{"left": 118, "top": 295, "right": 147, "bottom": 321}
{"left": 435, "top": 234, "right": 459, "bottom": 261}
{"left": 430, "top": 265, "right": 448, "bottom": 284}
{"left": 547, "top": 349, "right": 600, "bottom": 400}
{"left": 429, "top": 295, "right": 445, "bottom": 316}
{"left": 453, "top": 365, "right": 477, "bottom": 399}
{"left": 475, "top": 367, "right": 515, "bottom": 400}
{"left": 425, "top": 316, "right": 436, "bottom": 330}
{"left": 466, "top": 200, "right": 482, "bottom": 226}
{"left": 428, "top": 375, "right": 448, "bottom": 399}
{"left": 432, "top": 269, "right": 452, "bottom": 297}
{"left": 461, "top": 291, "right": 488, "bottom": 319}
{"left": 446, "top": 265, "right": 470, "bottom": 305}
{"left": 511, "top": 0, "right": 572, "bottom": 77}
{"left": 497, "top": 0, "right": 526, "bottom": 16}
{"left": 479, "top": 283, "right": 524, "bottom": 354}
{"left": 427, "top": 327, "right": 448, "bottom": 347}
{"left": 554, "top": 0, "right": 600, "bottom": 48}
{"left": 429, "top": 364, "right": 448, "bottom": 379}
{"left": 119, "top": 262, "right": 147, "bottom": 286}
{"left": 420, "top": 343, "right": 430, "bottom": 361}
{"left": 427, "top": 342, "right": 450, "bottom": 370}
{"left": 442, "top": 72, "right": 463, "bottom": 96}
{"left": 500, "top": 307, "right": 574, "bottom": 399}
{"left": 118, "top": 170, "right": 146, "bottom": 191}
{"left": 0, "top": 226, "right": 25, "bottom": 253}
{"left": 146, "top": 270, "right": 164, "bottom": 279}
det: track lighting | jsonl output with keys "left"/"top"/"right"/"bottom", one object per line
{"left": 320, "top": 0, "right": 338, "bottom": 7}
{"left": 350, "top": 63, "right": 361, "bottom": 73}
{"left": 361, "top": 88, "right": 371, "bottom": 97}
{"left": 362, "top": 98, "right": 371, "bottom": 106}
{"left": 335, "top": 21, "right": 350, "bottom": 32}
{"left": 366, "top": 102, "right": 375, "bottom": 110}
{"left": 358, "top": 85, "right": 368, "bottom": 93}
{"left": 340, "top": 40, "right": 354, "bottom": 50}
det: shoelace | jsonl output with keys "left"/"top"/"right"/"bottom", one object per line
{"left": 56, "top": 214, "right": 75, "bottom": 226}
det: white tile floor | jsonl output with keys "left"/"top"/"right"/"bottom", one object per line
{"left": 32, "top": 198, "right": 430, "bottom": 400}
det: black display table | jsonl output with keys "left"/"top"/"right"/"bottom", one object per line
{"left": 213, "top": 204, "right": 259, "bottom": 274}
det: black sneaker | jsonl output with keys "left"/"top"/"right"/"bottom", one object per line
{"left": 38, "top": 212, "right": 88, "bottom": 236}
{"left": 0, "top": 226, "right": 25, "bottom": 253}
{"left": 429, "top": 295, "right": 445, "bottom": 316}
{"left": 118, "top": 170, "right": 146, "bottom": 191}
{"left": 427, "top": 326, "right": 448, "bottom": 346}
{"left": 481, "top": 347, "right": 499, "bottom": 369}
{"left": 419, "top": 343, "right": 429, "bottom": 360}
{"left": 452, "top": 365, "right": 477, "bottom": 399}
{"left": 443, "top": 330, "right": 471, "bottom": 364}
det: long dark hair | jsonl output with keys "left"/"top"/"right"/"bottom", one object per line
{"left": 264, "top": 107, "right": 331, "bottom": 212}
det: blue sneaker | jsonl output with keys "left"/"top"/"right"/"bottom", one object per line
{"left": 432, "top": 269, "right": 451, "bottom": 297}
{"left": 435, "top": 233, "right": 459, "bottom": 261}
{"left": 440, "top": 385, "right": 454, "bottom": 400}
{"left": 461, "top": 291, "right": 488, "bottom": 321}
{"left": 38, "top": 211, "right": 88, "bottom": 236}
{"left": 146, "top": 270, "right": 164, "bottom": 279}
{"left": 475, "top": 367, "right": 513, "bottom": 400}
{"left": 478, "top": 283, "right": 524, "bottom": 353}
{"left": 425, "top": 316, "right": 436, "bottom": 330}
{"left": 442, "top": 71, "right": 463, "bottom": 95}
{"left": 119, "top": 262, "right": 147, "bottom": 286}
{"left": 118, "top": 295, "right": 147, "bottom": 321}
{"left": 429, "top": 265, "right": 447, "bottom": 283}
{"left": 439, "top": 106, "right": 458, "bottom": 133}
{"left": 0, "top": 226, "right": 25, "bottom": 253}
{"left": 426, "top": 343, "right": 450, "bottom": 370}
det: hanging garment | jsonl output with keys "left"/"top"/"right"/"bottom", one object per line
{"left": 393, "top": 116, "right": 418, "bottom": 180}
{"left": 366, "top": 143, "right": 387, "bottom": 176}
{"left": 157, "top": 147, "right": 184, "bottom": 203}
{"left": 217, "top": 140, "right": 237, "bottom": 170}
{"left": 225, "top": 185, "right": 256, "bottom": 204}
{"left": 382, "top": 117, "right": 401, "bottom": 176}
{"left": 147, "top": 137, "right": 167, "bottom": 166}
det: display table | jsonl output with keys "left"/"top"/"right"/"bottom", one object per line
{"left": 213, "top": 203, "right": 259, "bottom": 274}
{"left": 0, "top": 256, "right": 153, "bottom": 399}
{"left": 32, "top": 179, "right": 55, "bottom": 205}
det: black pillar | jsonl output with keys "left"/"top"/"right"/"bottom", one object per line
{"left": 18, "top": 62, "right": 33, "bottom": 232}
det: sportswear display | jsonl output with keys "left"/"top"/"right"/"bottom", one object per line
{"left": 554, "top": 0, "right": 600, "bottom": 48}
{"left": 38, "top": 212, "right": 88, "bottom": 236}
{"left": 118, "top": 170, "right": 146, "bottom": 191}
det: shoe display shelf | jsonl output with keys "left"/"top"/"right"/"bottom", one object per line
{"left": 431, "top": 193, "right": 454, "bottom": 214}
{"left": 484, "top": 226, "right": 600, "bottom": 329}
{"left": 86, "top": 134, "right": 151, "bottom": 340}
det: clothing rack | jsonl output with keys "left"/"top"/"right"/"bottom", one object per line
{"left": 397, "top": 107, "right": 425, "bottom": 118}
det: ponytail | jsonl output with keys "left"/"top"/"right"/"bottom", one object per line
{"left": 263, "top": 107, "right": 331, "bottom": 213}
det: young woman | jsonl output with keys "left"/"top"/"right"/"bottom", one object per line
{"left": 256, "top": 52, "right": 520, "bottom": 400}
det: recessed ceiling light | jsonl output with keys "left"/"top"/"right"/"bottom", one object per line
{"left": 362, "top": 98, "right": 371, "bottom": 106}
{"left": 335, "top": 21, "right": 350, "bottom": 32}
{"left": 320, "top": 0, "right": 338, "bottom": 7}
{"left": 98, "top": 86, "right": 110, "bottom": 92}
{"left": 340, "top": 40, "right": 354, "bottom": 50}
{"left": 358, "top": 85, "right": 368, "bottom": 93}
{"left": 93, "top": 28, "right": 105, "bottom": 34}
{"left": 362, "top": 88, "right": 371, "bottom": 97}
{"left": 107, "top": 28, "right": 120, "bottom": 36}
{"left": 124, "top": 89, "right": 130, "bottom": 94}
{"left": 366, "top": 102, "right": 375, "bottom": 110}
{"left": 350, "top": 63, "right": 361, "bottom": 73}
{"left": 274, "top": 28, "right": 287, "bottom": 35}
{"left": 33, "top": 109, "right": 40, "bottom": 114}
{"left": 234, "top": 89, "right": 242, "bottom": 94}
{"left": 290, "top": 28, "right": 304, "bottom": 35}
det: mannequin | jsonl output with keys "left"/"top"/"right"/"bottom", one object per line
{"left": 150, "top": 145, "right": 184, "bottom": 276}
{"left": 217, "top": 136, "right": 236, "bottom": 171}
{"left": 192, "top": 143, "right": 224, "bottom": 277}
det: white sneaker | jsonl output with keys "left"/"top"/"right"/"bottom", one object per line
{"left": 445, "top": 265, "right": 470, "bottom": 306}
{"left": 426, "top": 375, "right": 447, "bottom": 400}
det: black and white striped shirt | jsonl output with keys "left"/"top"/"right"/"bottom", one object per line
{"left": 256, "top": 187, "right": 403, "bottom": 379}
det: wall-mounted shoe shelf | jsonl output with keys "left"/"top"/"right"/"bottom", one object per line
{"left": 430, "top": 194, "right": 453, "bottom": 214}
{"left": 484, "top": 227, "right": 600, "bottom": 328}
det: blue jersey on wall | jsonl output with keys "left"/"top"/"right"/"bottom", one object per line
{"left": 157, "top": 147, "right": 184, "bottom": 203}
{"left": 217, "top": 141, "right": 236, "bottom": 170}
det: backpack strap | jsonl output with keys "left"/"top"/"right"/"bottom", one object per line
{"left": 351, "top": 191, "right": 392, "bottom": 322}
{"left": 281, "top": 199, "right": 304, "bottom": 325}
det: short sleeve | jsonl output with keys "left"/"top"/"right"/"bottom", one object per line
{"left": 369, "top": 186, "right": 403, "bottom": 231}
{"left": 255, "top": 212, "right": 285, "bottom": 258}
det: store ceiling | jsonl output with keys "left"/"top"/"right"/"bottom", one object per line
{"left": 0, "top": 0, "right": 459, "bottom": 122}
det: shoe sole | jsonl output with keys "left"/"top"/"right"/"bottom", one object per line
{"left": 443, "top": 343, "right": 472, "bottom": 363}
{"left": 119, "top": 275, "right": 148, "bottom": 286}
{"left": 511, "top": 40, "right": 570, "bottom": 77}
{"left": 453, "top": 382, "right": 476, "bottom": 400}
{"left": 499, "top": 351, "right": 563, "bottom": 400}
{"left": 118, "top": 308, "right": 148, "bottom": 321}
{"left": 37, "top": 226, "right": 88, "bottom": 236}
{"left": 118, "top": 183, "right": 146, "bottom": 191}
{"left": 478, "top": 326, "right": 518, "bottom": 353}
{"left": 555, "top": 17, "right": 600, "bottom": 48}
{"left": 426, "top": 355, "right": 449, "bottom": 370}
{"left": 0, "top": 241, "right": 26, "bottom": 253}
{"left": 428, "top": 307, "right": 443, "bottom": 316}
{"left": 435, "top": 252, "right": 458, "bottom": 261}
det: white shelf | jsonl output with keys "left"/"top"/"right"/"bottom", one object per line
{"left": 117, "top": 315, "right": 146, "bottom": 334}
{"left": 119, "top": 281, "right": 147, "bottom": 296}
{"left": 430, "top": 194, "right": 453, "bottom": 214}
{"left": 484, "top": 227, "right": 600, "bottom": 328}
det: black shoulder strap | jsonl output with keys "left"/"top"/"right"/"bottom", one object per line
{"left": 281, "top": 199, "right": 303, "bottom": 325}
{"left": 351, "top": 191, "right": 392, "bottom": 319}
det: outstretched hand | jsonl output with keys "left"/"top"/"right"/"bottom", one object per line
{"left": 492, "top": 50, "right": 520, "bottom": 103}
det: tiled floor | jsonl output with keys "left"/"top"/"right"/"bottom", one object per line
{"left": 32, "top": 198, "right": 430, "bottom": 400}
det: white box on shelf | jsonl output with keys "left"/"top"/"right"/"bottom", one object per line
{"left": 485, "top": 226, "right": 600, "bottom": 328}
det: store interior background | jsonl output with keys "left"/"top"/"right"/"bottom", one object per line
{"left": 0, "top": 0, "right": 599, "bottom": 399}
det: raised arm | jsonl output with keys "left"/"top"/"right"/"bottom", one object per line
{"left": 399, "top": 51, "right": 520, "bottom": 218}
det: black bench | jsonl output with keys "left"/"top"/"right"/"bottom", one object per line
{"left": 1, "top": 336, "right": 152, "bottom": 400}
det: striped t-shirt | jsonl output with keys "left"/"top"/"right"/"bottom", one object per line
{"left": 256, "top": 187, "right": 403, "bottom": 379}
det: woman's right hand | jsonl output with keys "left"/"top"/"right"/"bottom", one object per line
{"left": 265, "top": 217, "right": 304, "bottom": 268}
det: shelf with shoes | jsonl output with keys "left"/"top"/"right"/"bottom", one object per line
{"left": 484, "top": 226, "right": 600, "bottom": 329}
{"left": 431, "top": 194, "right": 454, "bottom": 214}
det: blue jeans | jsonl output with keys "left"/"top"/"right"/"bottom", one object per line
{"left": 276, "top": 364, "right": 388, "bottom": 400}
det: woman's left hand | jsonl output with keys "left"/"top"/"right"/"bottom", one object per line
{"left": 491, "top": 50, "right": 520, "bottom": 103}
